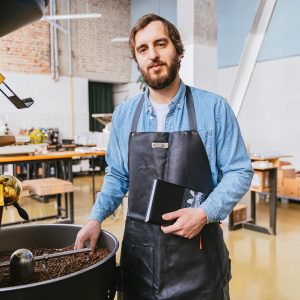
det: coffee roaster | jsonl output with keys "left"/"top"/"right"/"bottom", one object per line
{"left": 0, "top": 224, "right": 119, "bottom": 300}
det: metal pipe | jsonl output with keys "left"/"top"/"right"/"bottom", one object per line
{"left": 67, "top": 0, "right": 75, "bottom": 139}
{"left": 53, "top": 0, "right": 59, "bottom": 80}
{"left": 67, "top": 0, "right": 72, "bottom": 76}
{"left": 49, "top": 0, "right": 59, "bottom": 81}
{"left": 49, "top": 0, "right": 55, "bottom": 79}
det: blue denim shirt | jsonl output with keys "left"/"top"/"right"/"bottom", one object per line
{"left": 90, "top": 81, "right": 253, "bottom": 223}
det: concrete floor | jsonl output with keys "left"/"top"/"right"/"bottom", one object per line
{"left": 2, "top": 174, "right": 300, "bottom": 300}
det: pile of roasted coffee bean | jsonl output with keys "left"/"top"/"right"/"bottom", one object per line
{"left": 0, "top": 245, "right": 110, "bottom": 288}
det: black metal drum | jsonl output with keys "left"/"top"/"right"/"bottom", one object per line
{"left": 0, "top": 224, "right": 119, "bottom": 300}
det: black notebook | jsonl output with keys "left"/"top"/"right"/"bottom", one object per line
{"left": 145, "top": 179, "right": 208, "bottom": 225}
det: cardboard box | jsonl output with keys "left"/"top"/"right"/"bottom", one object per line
{"left": 251, "top": 171, "right": 270, "bottom": 191}
{"left": 233, "top": 204, "right": 247, "bottom": 223}
{"left": 283, "top": 178, "right": 298, "bottom": 198}
{"left": 277, "top": 185, "right": 283, "bottom": 195}
{"left": 277, "top": 168, "right": 295, "bottom": 186}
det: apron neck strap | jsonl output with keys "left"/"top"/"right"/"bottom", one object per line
{"left": 185, "top": 86, "right": 197, "bottom": 131}
{"left": 131, "top": 93, "right": 145, "bottom": 132}
{"left": 131, "top": 85, "right": 197, "bottom": 132}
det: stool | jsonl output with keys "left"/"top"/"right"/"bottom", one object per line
{"left": 22, "top": 177, "right": 74, "bottom": 223}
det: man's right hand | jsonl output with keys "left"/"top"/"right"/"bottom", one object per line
{"left": 74, "top": 219, "right": 102, "bottom": 252}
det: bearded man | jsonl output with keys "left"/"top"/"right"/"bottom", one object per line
{"left": 75, "top": 14, "right": 253, "bottom": 300}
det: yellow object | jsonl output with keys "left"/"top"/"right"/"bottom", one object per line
{"left": 28, "top": 129, "right": 45, "bottom": 144}
{"left": 0, "top": 175, "right": 22, "bottom": 206}
{"left": 0, "top": 184, "right": 4, "bottom": 206}
{"left": 0, "top": 73, "right": 5, "bottom": 84}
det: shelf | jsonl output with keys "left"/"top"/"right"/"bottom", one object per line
{"left": 251, "top": 187, "right": 271, "bottom": 193}
{"left": 253, "top": 167, "right": 277, "bottom": 171}
{"left": 277, "top": 194, "right": 300, "bottom": 201}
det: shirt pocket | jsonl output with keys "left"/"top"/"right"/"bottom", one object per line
{"left": 198, "top": 129, "right": 212, "bottom": 160}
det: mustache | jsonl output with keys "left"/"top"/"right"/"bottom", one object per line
{"left": 147, "top": 60, "right": 166, "bottom": 70}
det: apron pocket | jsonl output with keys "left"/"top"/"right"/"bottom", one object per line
{"left": 157, "top": 234, "right": 216, "bottom": 298}
{"left": 121, "top": 241, "right": 154, "bottom": 298}
{"left": 205, "top": 224, "right": 230, "bottom": 284}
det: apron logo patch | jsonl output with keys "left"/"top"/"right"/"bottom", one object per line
{"left": 152, "top": 142, "right": 168, "bottom": 149}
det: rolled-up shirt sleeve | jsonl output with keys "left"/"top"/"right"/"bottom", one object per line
{"left": 89, "top": 107, "right": 129, "bottom": 222}
{"left": 200, "top": 98, "right": 254, "bottom": 222}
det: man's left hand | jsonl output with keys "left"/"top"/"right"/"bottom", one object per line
{"left": 161, "top": 208, "right": 207, "bottom": 239}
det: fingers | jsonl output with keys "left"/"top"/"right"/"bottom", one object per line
{"left": 161, "top": 222, "right": 180, "bottom": 234}
{"left": 161, "top": 208, "right": 206, "bottom": 239}
{"left": 162, "top": 209, "right": 183, "bottom": 221}
{"left": 74, "top": 229, "right": 86, "bottom": 250}
{"left": 161, "top": 223, "right": 197, "bottom": 239}
{"left": 90, "top": 230, "right": 101, "bottom": 253}
{"left": 74, "top": 220, "right": 101, "bottom": 252}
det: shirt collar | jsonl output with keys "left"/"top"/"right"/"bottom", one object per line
{"left": 144, "top": 80, "right": 186, "bottom": 114}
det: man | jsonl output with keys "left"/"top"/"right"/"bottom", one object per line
{"left": 75, "top": 14, "right": 253, "bottom": 300}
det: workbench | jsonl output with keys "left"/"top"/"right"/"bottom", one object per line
{"left": 0, "top": 150, "right": 105, "bottom": 202}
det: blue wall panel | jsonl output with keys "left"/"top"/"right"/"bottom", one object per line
{"left": 258, "top": 0, "right": 300, "bottom": 61}
{"left": 218, "top": 0, "right": 300, "bottom": 68}
{"left": 131, "top": 0, "right": 177, "bottom": 26}
{"left": 217, "top": 0, "right": 259, "bottom": 68}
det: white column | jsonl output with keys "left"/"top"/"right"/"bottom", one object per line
{"left": 177, "top": 0, "right": 218, "bottom": 93}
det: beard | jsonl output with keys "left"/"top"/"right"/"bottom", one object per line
{"left": 139, "top": 55, "right": 179, "bottom": 90}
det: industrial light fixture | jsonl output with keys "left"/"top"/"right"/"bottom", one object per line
{"left": 43, "top": 13, "right": 102, "bottom": 34}
{"left": 42, "top": 13, "right": 101, "bottom": 21}
{"left": 0, "top": 73, "right": 34, "bottom": 109}
{"left": 111, "top": 37, "right": 129, "bottom": 43}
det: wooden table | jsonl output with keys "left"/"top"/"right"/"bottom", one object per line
{"left": 229, "top": 166, "right": 277, "bottom": 235}
{"left": 0, "top": 150, "right": 105, "bottom": 202}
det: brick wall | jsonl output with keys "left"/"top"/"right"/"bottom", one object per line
{"left": 0, "top": 0, "right": 131, "bottom": 83}
{"left": 0, "top": 21, "right": 50, "bottom": 74}
{"left": 69, "top": 0, "right": 131, "bottom": 82}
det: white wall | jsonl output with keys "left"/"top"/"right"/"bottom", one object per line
{"left": 180, "top": 44, "right": 218, "bottom": 93}
{"left": 218, "top": 56, "right": 300, "bottom": 169}
{"left": 193, "top": 45, "right": 217, "bottom": 92}
{"left": 113, "top": 82, "right": 142, "bottom": 106}
{"left": 0, "top": 72, "right": 89, "bottom": 140}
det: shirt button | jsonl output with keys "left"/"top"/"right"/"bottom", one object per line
{"left": 150, "top": 116, "right": 153, "bottom": 120}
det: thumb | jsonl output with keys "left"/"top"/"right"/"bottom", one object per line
{"left": 162, "top": 209, "right": 182, "bottom": 220}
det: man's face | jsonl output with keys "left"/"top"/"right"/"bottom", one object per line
{"left": 134, "top": 21, "right": 180, "bottom": 90}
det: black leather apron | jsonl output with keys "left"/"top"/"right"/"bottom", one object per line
{"left": 121, "top": 86, "right": 231, "bottom": 300}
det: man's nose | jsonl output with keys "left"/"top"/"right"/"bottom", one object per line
{"left": 148, "top": 46, "right": 159, "bottom": 60}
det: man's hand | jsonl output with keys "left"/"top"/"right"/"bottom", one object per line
{"left": 160, "top": 208, "right": 207, "bottom": 239}
{"left": 74, "top": 220, "right": 102, "bottom": 252}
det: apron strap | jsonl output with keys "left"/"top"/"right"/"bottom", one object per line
{"left": 131, "top": 85, "right": 197, "bottom": 132}
{"left": 185, "top": 86, "right": 197, "bottom": 131}
{"left": 131, "top": 94, "right": 145, "bottom": 132}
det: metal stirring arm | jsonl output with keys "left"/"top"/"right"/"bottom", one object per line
{"left": 34, "top": 247, "right": 92, "bottom": 262}
{"left": 0, "top": 247, "right": 91, "bottom": 268}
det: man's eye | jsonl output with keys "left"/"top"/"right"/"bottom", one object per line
{"left": 157, "top": 43, "right": 166, "bottom": 48}
{"left": 139, "top": 48, "right": 146, "bottom": 54}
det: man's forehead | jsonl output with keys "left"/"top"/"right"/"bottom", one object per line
{"left": 135, "top": 21, "right": 169, "bottom": 46}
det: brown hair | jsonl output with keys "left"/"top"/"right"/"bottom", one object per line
{"left": 129, "top": 14, "right": 184, "bottom": 62}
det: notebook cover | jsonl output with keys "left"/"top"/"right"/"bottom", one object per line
{"left": 145, "top": 179, "right": 208, "bottom": 225}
